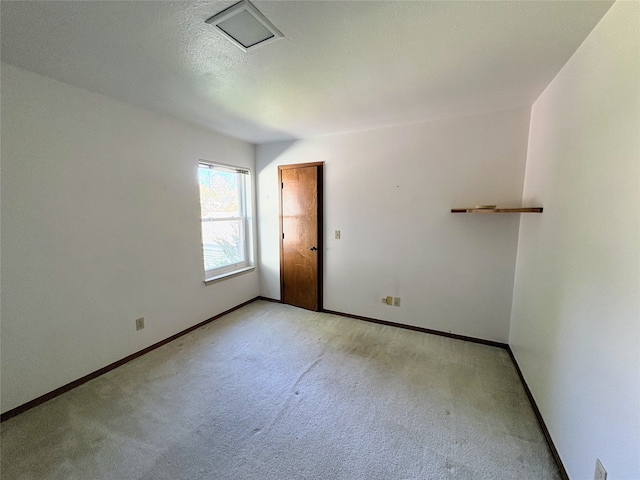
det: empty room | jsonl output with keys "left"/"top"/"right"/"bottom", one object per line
{"left": 1, "top": 1, "right": 638, "bottom": 479}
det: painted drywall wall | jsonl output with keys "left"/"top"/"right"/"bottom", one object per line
{"left": 510, "top": 2, "right": 640, "bottom": 479}
{"left": 1, "top": 65, "right": 259, "bottom": 413}
{"left": 257, "top": 108, "right": 531, "bottom": 343}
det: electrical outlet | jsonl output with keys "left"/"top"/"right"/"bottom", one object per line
{"left": 135, "top": 317, "right": 145, "bottom": 331}
{"left": 594, "top": 459, "right": 607, "bottom": 480}
{"left": 335, "top": 230, "right": 341, "bottom": 239}
{"left": 385, "top": 296, "right": 393, "bottom": 305}
{"left": 393, "top": 297, "right": 401, "bottom": 307}
{"left": 381, "top": 297, "right": 387, "bottom": 304}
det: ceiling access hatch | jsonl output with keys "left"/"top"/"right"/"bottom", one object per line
{"left": 205, "top": 0, "right": 284, "bottom": 52}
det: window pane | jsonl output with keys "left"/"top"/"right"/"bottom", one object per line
{"left": 198, "top": 163, "right": 251, "bottom": 278}
{"left": 202, "top": 219, "right": 245, "bottom": 271}
{"left": 198, "top": 168, "right": 241, "bottom": 219}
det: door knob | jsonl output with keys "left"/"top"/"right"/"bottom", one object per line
{"left": 308, "top": 246, "right": 318, "bottom": 251}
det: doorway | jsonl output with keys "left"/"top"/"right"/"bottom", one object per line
{"left": 279, "top": 162, "right": 323, "bottom": 311}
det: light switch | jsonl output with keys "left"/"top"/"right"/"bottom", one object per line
{"left": 335, "top": 230, "right": 341, "bottom": 239}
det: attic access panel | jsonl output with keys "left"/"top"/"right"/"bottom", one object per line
{"left": 205, "top": 0, "right": 284, "bottom": 52}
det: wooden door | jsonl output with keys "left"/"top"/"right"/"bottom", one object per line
{"left": 279, "top": 163, "right": 323, "bottom": 311}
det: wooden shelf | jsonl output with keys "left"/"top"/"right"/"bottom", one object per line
{"left": 451, "top": 207, "right": 543, "bottom": 214}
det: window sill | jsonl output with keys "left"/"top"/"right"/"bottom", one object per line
{"left": 204, "top": 266, "right": 256, "bottom": 285}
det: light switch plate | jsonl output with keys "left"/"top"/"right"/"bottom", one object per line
{"left": 335, "top": 230, "right": 341, "bottom": 239}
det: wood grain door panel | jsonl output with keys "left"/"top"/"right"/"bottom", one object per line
{"left": 279, "top": 163, "right": 323, "bottom": 311}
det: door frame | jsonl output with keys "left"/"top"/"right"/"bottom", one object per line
{"left": 278, "top": 162, "right": 324, "bottom": 311}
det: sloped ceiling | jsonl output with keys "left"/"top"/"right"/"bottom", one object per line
{"left": 1, "top": 1, "right": 613, "bottom": 143}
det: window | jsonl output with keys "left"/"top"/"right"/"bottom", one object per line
{"left": 198, "top": 162, "right": 253, "bottom": 281}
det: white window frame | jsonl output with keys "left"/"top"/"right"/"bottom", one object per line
{"left": 198, "top": 161, "right": 254, "bottom": 283}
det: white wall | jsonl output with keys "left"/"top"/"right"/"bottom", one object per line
{"left": 257, "top": 108, "right": 531, "bottom": 343}
{"left": 510, "top": 2, "right": 640, "bottom": 479}
{"left": 0, "top": 65, "right": 259, "bottom": 413}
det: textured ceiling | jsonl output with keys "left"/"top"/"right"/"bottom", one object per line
{"left": 1, "top": 1, "right": 614, "bottom": 143}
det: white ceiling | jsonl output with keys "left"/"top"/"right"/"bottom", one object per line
{"left": 1, "top": 0, "right": 613, "bottom": 144}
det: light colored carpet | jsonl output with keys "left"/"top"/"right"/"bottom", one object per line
{"left": 1, "top": 300, "right": 561, "bottom": 479}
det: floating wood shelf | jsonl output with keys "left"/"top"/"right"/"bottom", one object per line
{"left": 451, "top": 207, "right": 543, "bottom": 213}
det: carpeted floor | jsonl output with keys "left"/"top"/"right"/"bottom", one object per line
{"left": 1, "top": 300, "right": 561, "bottom": 479}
